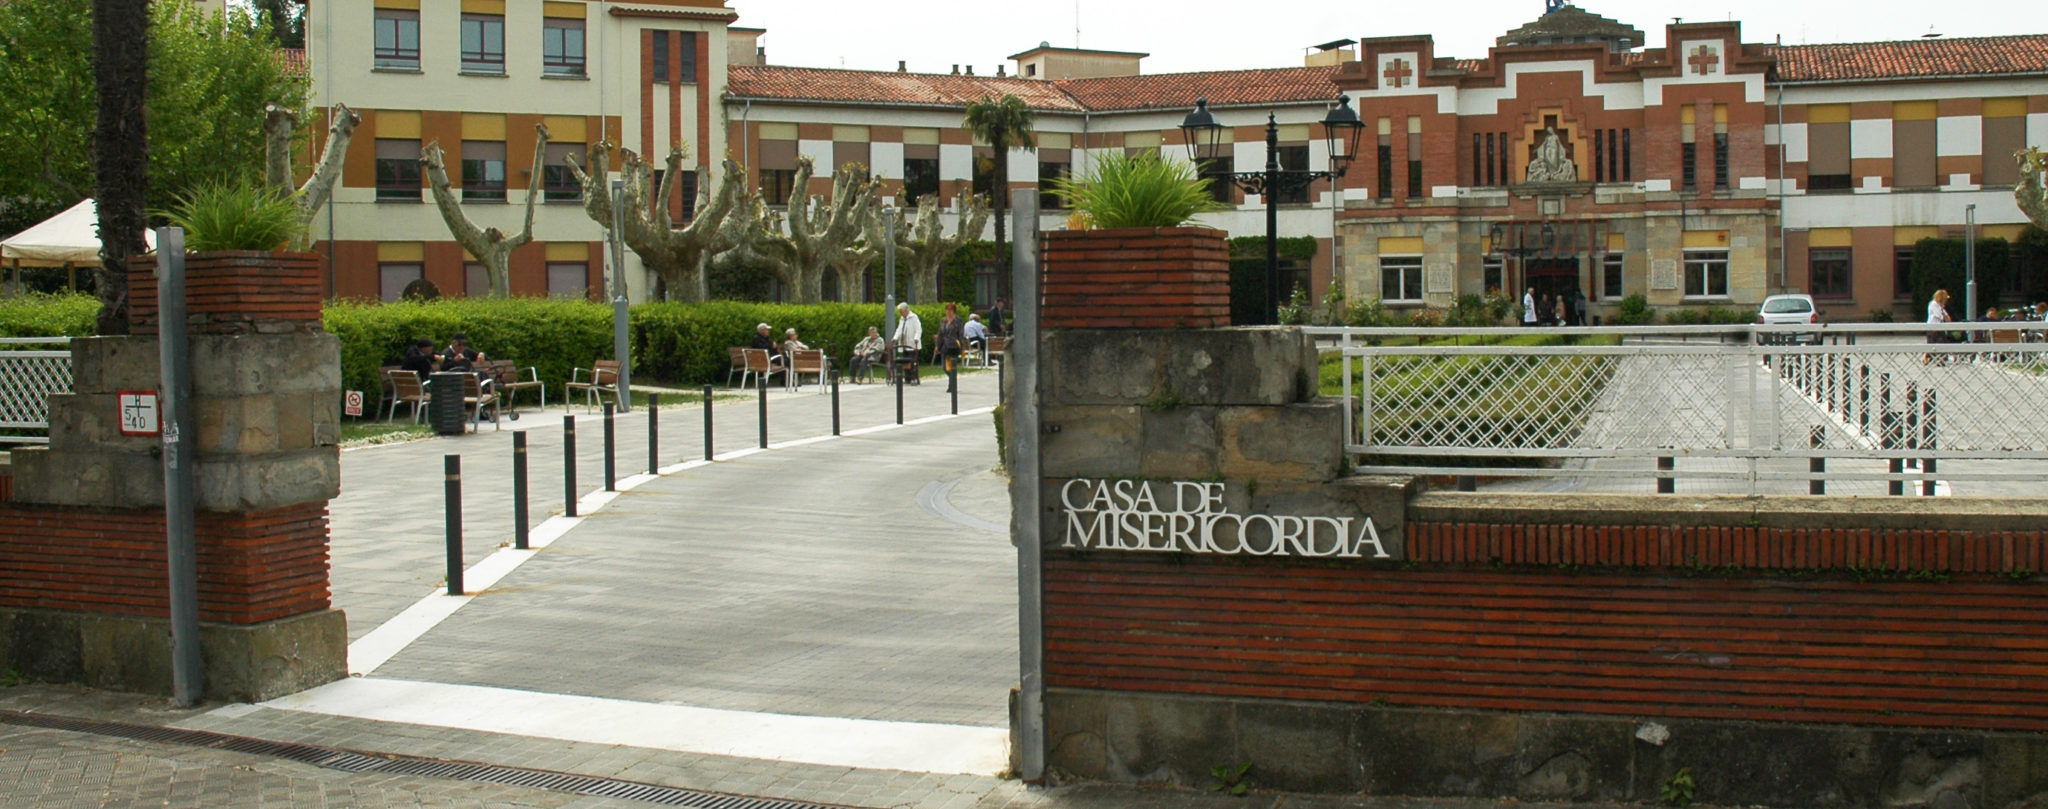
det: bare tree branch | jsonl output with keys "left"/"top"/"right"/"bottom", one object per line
{"left": 419, "top": 123, "right": 550, "bottom": 297}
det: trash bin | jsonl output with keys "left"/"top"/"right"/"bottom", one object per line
{"left": 429, "top": 372, "right": 469, "bottom": 436}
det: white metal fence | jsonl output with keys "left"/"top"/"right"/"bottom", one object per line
{"left": 1309, "top": 323, "right": 2048, "bottom": 496}
{"left": 0, "top": 337, "right": 73, "bottom": 445}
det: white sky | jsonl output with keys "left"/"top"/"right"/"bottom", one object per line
{"left": 727, "top": 1, "right": 2011, "bottom": 75}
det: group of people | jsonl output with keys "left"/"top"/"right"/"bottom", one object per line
{"left": 399, "top": 333, "right": 486, "bottom": 383}
{"left": 830, "top": 298, "right": 1010, "bottom": 393}
{"left": 1521, "top": 287, "right": 1588, "bottom": 327}
{"left": 1926, "top": 289, "right": 2048, "bottom": 350}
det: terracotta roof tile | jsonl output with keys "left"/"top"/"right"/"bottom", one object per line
{"left": 727, "top": 65, "right": 1083, "bottom": 111}
{"left": 1771, "top": 35, "right": 2048, "bottom": 82}
{"left": 1053, "top": 66, "right": 1342, "bottom": 112}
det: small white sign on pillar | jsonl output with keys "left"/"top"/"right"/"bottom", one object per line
{"left": 343, "top": 390, "right": 365, "bottom": 418}
{"left": 118, "top": 390, "right": 160, "bottom": 437}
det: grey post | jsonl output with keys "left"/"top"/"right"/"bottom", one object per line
{"left": 1965, "top": 203, "right": 1978, "bottom": 322}
{"left": 884, "top": 207, "right": 898, "bottom": 340}
{"left": 156, "top": 227, "right": 203, "bottom": 707}
{"left": 1009, "top": 187, "right": 1045, "bottom": 783}
{"left": 610, "top": 176, "right": 632, "bottom": 412}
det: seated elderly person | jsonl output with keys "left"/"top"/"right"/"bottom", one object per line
{"left": 749, "top": 322, "right": 785, "bottom": 370}
{"left": 850, "top": 327, "right": 887, "bottom": 383}
{"left": 963, "top": 313, "right": 989, "bottom": 353}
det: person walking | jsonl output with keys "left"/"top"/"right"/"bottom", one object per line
{"left": 986, "top": 298, "right": 1007, "bottom": 337}
{"left": 891, "top": 303, "right": 923, "bottom": 384}
{"left": 1522, "top": 287, "right": 1538, "bottom": 327}
{"left": 936, "top": 302, "right": 966, "bottom": 393}
{"left": 1926, "top": 288, "right": 1954, "bottom": 364}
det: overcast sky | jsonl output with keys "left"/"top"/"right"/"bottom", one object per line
{"left": 726, "top": 1, "right": 2008, "bottom": 75}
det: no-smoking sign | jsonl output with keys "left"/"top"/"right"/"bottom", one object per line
{"left": 343, "top": 390, "right": 364, "bottom": 418}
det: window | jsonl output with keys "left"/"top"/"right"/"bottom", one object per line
{"left": 1275, "top": 145, "right": 1309, "bottom": 204}
{"left": 465, "top": 263, "right": 488, "bottom": 298}
{"left": 1381, "top": 256, "right": 1423, "bottom": 302}
{"left": 460, "top": 13, "right": 504, "bottom": 74}
{"left": 373, "top": 9, "right": 419, "bottom": 70}
{"left": 547, "top": 262, "right": 588, "bottom": 300}
{"left": 1894, "top": 247, "right": 1915, "bottom": 300}
{"left": 674, "top": 170, "right": 698, "bottom": 221}
{"left": 461, "top": 141, "right": 506, "bottom": 202}
{"left": 542, "top": 18, "right": 586, "bottom": 77}
{"left": 1039, "top": 161, "right": 1069, "bottom": 210}
{"left": 1602, "top": 253, "right": 1624, "bottom": 299}
{"left": 1893, "top": 107, "right": 1938, "bottom": 188}
{"left": 649, "top": 31, "right": 699, "bottom": 83}
{"left": 1681, "top": 141, "right": 1697, "bottom": 191}
{"left": 1592, "top": 128, "right": 1631, "bottom": 182}
{"left": 1683, "top": 250, "right": 1729, "bottom": 298}
{"left": 1375, "top": 133, "right": 1392, "bottom": 200}
{"left": 1472, "top": 134, "right": 1484, "bottom": 187}
{"left": 675, "top": 32, "right": 697, "bottom": 83}
{"left": 1712, "top": 132, "right": 1729, "bottom": 190}
{"left": 903, "top": 157, "right": 940, "bottom": 203}
{"left": 1810, "top": 248, "right": 1852, "bottom": 298}
{"left": 375, "top": 139, "right": 421, "bottom": 202}
{"left": 761, "top": 169, "right": 796, "bottom": 206}
{"left": 1807, "top": 109, "right": 1851, "bottom": 192}
{"left": 542, "top": 142, "right": 582, "bottom": 202}
{"left": 1405, "top": 123, "right": 1423, "bottom": 199}
{"left": 379, "top": 263, "right": 423, "bottom": 302}
{"left": 1483, "top": 256, "right": 1504, "bottom": 295}
{"left": 1983, "top": 99, "right": 2027, "bottom": 186}
{"left": 971, "top": 150, "right": 997, "bottom": 201}
{"left": 1199, "top": 157, "right": 1234, "bottom": 204}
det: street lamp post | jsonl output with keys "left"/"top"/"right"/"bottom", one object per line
{"left": 1181, "top": 95, "right": 1364, "bottom": 325}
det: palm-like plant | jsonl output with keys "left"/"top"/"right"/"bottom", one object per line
{"left": 962, "top": 94, "right": 1036, "bottom": 293}
{"left": 1049, "top": 151, "right": 1219, "bottom": 230}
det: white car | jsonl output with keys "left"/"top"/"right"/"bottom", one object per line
{"left": 1757, "top": 294, "right": 1820, "bottom": 344}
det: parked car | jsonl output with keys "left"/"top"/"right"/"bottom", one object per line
{"left": 1757, "top": 294, "right": 1820, "bottom": 344}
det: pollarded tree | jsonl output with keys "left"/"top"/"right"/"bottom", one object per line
{"left": 711, "top": 156, "right": 880, "bottom": 303}
{"left": 564, "top": 142, "right": 744, "bottom": 301}
{"left": 962, "top": 93, "right": 1036, "bottom": 294}
{"left": 418, "top": 124, "right": 550, "bottom": 298}
{"left": 871, "top": 193, "right": 991, "bottom": 304}
{"left": 263, "top": 102, "right": 359, "bottom": 252}
{"left": 2017, "top": 147, "right": 2048, "bottom": 230}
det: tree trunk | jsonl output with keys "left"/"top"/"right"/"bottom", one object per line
{"left": 420, "top": 125, "right": 549, "bottom": 297}
{"left": 991, "top": 133, "right": 1009, "bottom": 301}
{"left": 93, "top": 0, "right": 149, "bottom": 336}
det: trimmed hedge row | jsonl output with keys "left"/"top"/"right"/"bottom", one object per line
{"left": 0, "top": 293, "right": 98, "bottom": 337}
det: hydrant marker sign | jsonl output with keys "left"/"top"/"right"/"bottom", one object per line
{"left": 1058, "top": 479, "right": 1392, "bottom": 559}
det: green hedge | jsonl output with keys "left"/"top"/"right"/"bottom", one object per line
{"left": 0, "top": 293, "right": 97, "bottom": 337}
{"left": 1910, "top": 237, "right": 2011, "bottom": 318}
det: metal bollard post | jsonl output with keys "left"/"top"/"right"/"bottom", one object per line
{"left": 603, "top": 403, "right": 616, "bottom": 492}
{"left": 1456, "top": 475, "right": 1477, "bottom": 492}
{"left": 1922, "top": 390, "right": 1939, "bottom": 496}
{"left": 895, "top": 368, "right": 905, "bottom": 425}
{"left": 563, "top": 415, "right": 578, "bottom": 517}
{"left": 1809, "top": 425, "right": 1826, "bottom": 496}
{"left": 830, "top": 370, "right": 841, "bottom": 436}
{"left": 445, "top": 454, "right": 464, "bottom": 595}
{"left": 757, "top": 374, "right": 769, "bottom": 449}
{"left": 997, "top": 361, "right": 1005, "bottom": 402}
{"left": 702, "top": 385, "right": 714, "bottom": 461}
{"left": 513, "top": 433, "right": 529, "bottom": 550}
{"left": 647, "top": 393, "right": 660, "bottom": 475}
{"left": 1657, "top": 456, "right": 1675, "bottom": 494}
{"left": 951, "top": 376, "right": 959, "bottom": 415}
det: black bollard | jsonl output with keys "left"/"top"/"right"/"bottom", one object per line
{"left": 563, "top": 415, "right": 578, "bottom": 517}
{"left": 445, "top": 454, "right": 463, "bottom": 596}
{"left": 997, "top": 361, "right": 1005, "bottom": 402}
{"left": 1657, "top": 456, "right": 1675, "bottom": 494}
{"left": 702, "top": 384, "right": 714, "bottom": 461}
{"left": 1457, "top": 475, "right": 1477, "bottom": 492}
{"left": 1809, "top": 425, "right": 1826, "bottom": 496}
{"left": 895, "top": 368, "right": 905, "bottom": 425}
{"left": 951, "top": 376, "right": 959, "bottom": 416}
{"left": 647, "top": 393, "right": 660, "bottom": 475}
{"left": 757, "top": 374, "right": 769, "bottom": 449}
{"left": 1922, "top": 390, "right": 1939, "bottom": 496}
{"left": 830, "top": 369, "right": 841, "bottom": 436}
{"left": 603, "top": 403, "right": 616, "bottom": 492}
{"left": 513, "top": 432, "right": 529, "bottom": 550}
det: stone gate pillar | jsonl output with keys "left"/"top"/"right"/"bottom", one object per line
{"left": 0, "top": 251, "right": 344, "bottom": 701}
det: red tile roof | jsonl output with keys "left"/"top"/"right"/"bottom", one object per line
{"left": 280, "top": 47, "right": 307, "bottom": 76}
{"left": 726, "top": 65, "right": 1084, "bottom": 111}
{"left": 727, "top": 64, "right": 1342, "bottom": 113}
{"left": 1771, "top": 35, "right": 2048, "bottom": 82}
{"left": 1053, "top": 66, "right": 1341, "bottom": 112}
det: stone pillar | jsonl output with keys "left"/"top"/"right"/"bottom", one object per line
{"left": 0, "top": 251, "right": 344, "bottom": 701}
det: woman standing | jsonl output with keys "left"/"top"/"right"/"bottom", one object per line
{"left": 936, "top": 302, "right": 966, "bottom": 394}
{"left": 1926, "top": 288, "right": 1954, "bottom": 364}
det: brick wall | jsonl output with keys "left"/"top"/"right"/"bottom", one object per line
{"left": 129, "top": 252, "right": 325, "bottom": 335}
{"left": 0, "top": 499, "right": 332, "bottom": 625}
{"left": 1045, "top": 533, "right": 2048, "bottom": 733}
{"left": 1041, "top": 227, "right": 1229, "bottom": 329}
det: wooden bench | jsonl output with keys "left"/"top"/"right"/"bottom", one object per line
{"left": 484, "top": 360, "right": 545, "bottom": 418}
{"left": 566, "top": 360, "right": 621, "bottom": 412}
{"left": 788, "top": 348, "right": 827, "bottom": 391}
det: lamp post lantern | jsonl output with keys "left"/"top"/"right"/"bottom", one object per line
{"left": 1181, "top": 95, "right": 1364, "bottom": 325}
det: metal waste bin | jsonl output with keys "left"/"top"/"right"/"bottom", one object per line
{"left": 429, "top": 372, "right": 469, "bottom": 435}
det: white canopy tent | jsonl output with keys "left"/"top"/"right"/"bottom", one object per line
{"left": 1, "top": 198, "right": 156, "bottom": 267}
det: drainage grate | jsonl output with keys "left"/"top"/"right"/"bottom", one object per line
{"left": 1, "top": 710, "right": 851, "bottom": 809}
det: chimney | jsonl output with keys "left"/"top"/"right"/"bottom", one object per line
{"left": 951, "top": 64, "right": 960, "bottom": 74}
{"left": 898, "top": 60, "right": 907, "bottom": 72}
{"left": 966, "top": 65, "right": 975, "bottom": 75}
{"left": 997, "top": 65, "right": 1006, "bottom": 77}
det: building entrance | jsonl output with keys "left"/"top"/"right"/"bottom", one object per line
{"left": 1523, "top": 259, "right": 1583, "bottom": 324}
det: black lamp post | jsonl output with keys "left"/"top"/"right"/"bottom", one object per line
{"left": 1181, "top": 95, "right": 1364, "bottom": 325}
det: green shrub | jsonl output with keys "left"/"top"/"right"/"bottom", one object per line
{"left": 1049, "top": 150, "right": 1219, "bottom": 229}
{"left": 1445, "top": 294, "right": 1497, "bottom": 327}
{"left": 1611, "top": 294, "right": 1655, "bottom": 325}
{"left": 1404, "top": 307, "right": 1444, "bottom": 328}
{"left": 0, "top": 292, "right": 97, "bottom": 337}
{"left": 158, "top": 181, "right": 303, "bottom": 252}
{"left": 1664, "top": 308, "right": 1704, "bottom": 325}
{"left": 1227, "top": 236, "right": 1317, "bottom": 325}
{"left": 1345, "top": 298, "right": 1393, "bottom": 328}
{"left": 1910, "top": 237, "right": 2011, "bottom": 317}
{"left": 1276, "top": 284, "right": 1311, "bottom": 325}
{"left": 1867, "top": 307, "right": 1896, "bottom": 322}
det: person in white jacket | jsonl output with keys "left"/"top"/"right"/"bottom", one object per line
{"left": 891, "top": 302, "right": 923, "bottom": 384}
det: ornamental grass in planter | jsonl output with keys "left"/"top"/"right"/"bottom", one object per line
{"left": 1042, "top": 152, "right": 1231, "bottom": 329}
{"left": 132, "top": 181, "right": 323, "bottom": 335}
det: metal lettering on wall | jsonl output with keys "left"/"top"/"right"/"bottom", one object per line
{"left": 1058, "top": 479, "right": 1391, "bottom": 559}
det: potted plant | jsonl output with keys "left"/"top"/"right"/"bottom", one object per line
{"left": 1041, "top": 152, "right": 1230, "bottom": 329}
{"left": 133, "top": 181, "right": 323, "bottom": 334}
